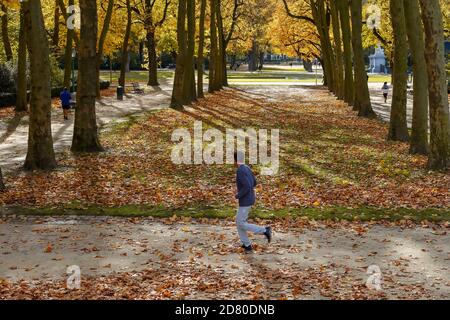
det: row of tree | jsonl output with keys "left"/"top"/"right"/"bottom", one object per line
{"left": 0, "top": 0, "right": 244, "bottom": 189}
{"left": 170, "top": 0, "right": 241, "bottom": 107}
{"left": 281, "top": 0, "right": 449, "bottom": 170}
{"left": 0, "top": 0, "right": 108, "bottom": 178}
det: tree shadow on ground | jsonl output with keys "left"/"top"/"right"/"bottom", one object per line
{"left": 0, "top": 112, "right": 27, "bottom": 144}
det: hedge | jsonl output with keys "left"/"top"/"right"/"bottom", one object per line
{"left": 0, "top": 81, "right": 110, "bottom": 108}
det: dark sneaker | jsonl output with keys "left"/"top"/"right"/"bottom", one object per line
{"left": 241, "top": 244, "right": 253, "bottom": 252}
{"left": 264, "top": 226, "right": 272, "bottom": 243}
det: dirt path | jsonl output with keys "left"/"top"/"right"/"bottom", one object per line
{"left": 0, "top": 83, "right": 172, "bottom": 174}
{"left": 0, "top": 215, "right": 448, "bottom": 299}
{"left": 229, "top": 84, "right": 417, "bottom": 128}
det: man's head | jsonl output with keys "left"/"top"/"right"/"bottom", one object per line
{"left": 384, "top": 82, "right": 387, "bottom": 85}
{"left": 63, "top": 87, "right": 68, "bottom": 92}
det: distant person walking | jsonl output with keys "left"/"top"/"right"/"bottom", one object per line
{"left": 60, "top": 87, "right": 72, "bottom": 120}
{"left": 234, "top": 152, "right": 272, "bottom": 252}
{"left": 381, "top": 82, "right": 390, "bottom": 103}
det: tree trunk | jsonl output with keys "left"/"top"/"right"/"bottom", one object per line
{"left": 258, "top": 51, "right": 264, "bottom": 70}
{"left": 95, "top": 0, "right": 114, "bottom": 98}
{"left": 404, "top": 0, "right": 429, "bottom": 155}
{"left": 208, "top": 0, "right": 218, "bottom": 92}
{"left": 319, "top": 0, "right": 335, "bottom": 92}
{"left": 419, "top": 0, "right": 450, "bottom": 169}
{"left": 351, "top": 0, "right": 376, "bottom": 118}
{"left": 171, "top": 0, "right": 187, "bottom": 108}
{"left": 63, "top": 0, "right": 75, "bottom": 89}
{"left": 338, "top": 0, "right": 354, "bottom": 106}
{"left": 197, "top": 0, "right": 207, "bottom": 97}
{"left": 16, "top": 3, "right": 28, "bottom": 112}
{"left": 1, "top": 4, "right": 13, "bottom": 61}
{"left": 303, "top": 59, "right": 313, "bottom": 72}
{"left": 182, "top": 0, "right": 196, "bottom": 104}
{"left": 23, "top": 0, "right": 57, "bottom": 171}
{"left": 388, "top": 0, "right": 410, "bottom": 141}
{"left": 248, "top": 40, "right": 258, "bottom": 72}
{"left": 119, "top": 0, "right": 132, "bottom": 88}
{"left": 216, "top": 1, "right": 227, "bottom": 87}
{"left": 0, "top": 167, "right": 5, "bottom": 192}
{"left": 52, "top": 2, "right": 60, "bottom": 49}
{"left": 147, "top": 31, "right": 159, "bottom": 86}
{"left": 312, "top": 1, "right": 334, "bottom": 92}
{"left": 330, "top": 0, "right": 344, "bottom": 100}
{"left": 213, "top": 0, "right": 223, "bottom": 90}
{"left": 72, "top": 0, "right": 103, "bottom": 152}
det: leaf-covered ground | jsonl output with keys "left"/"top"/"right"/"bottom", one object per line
{"left": 1, "top": 216, "right": 448, "bottom": 300}
{"left": 1, "top": 87, "right": 449, "bottom": 215}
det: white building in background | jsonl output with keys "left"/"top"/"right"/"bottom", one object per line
{"left": 264, "top": 53, "right": 288, "bottom": 62}
{"left": 369, "top": 45, "right": 387, "bottom": 74}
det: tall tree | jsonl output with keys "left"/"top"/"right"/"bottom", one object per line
{"left": 16, "top": 2, "right": 28, "bottom": 112}
{"left": 57, "top": 0, "right": 79, "bottom": 47}
{"left": 388, "top": 0, "right": 409, "bottom": 141}
{"left": 171, "top": 0, "right": 187, "bottom": 108}
{"left": 311, "top": 0, "right": 335, "bottom": 92}
{"left": 63, "top": 0, "right": 75, "bottom": 89}
{"left": 214, "top": 0, "right": 225, "bottom": 89}
{"left": 182, "top": 0, "right": 196, "bottom": 104}
{"left": 72, "top": 0, "right": 103, "bottom": 152}
{"left": 51, "top": 1, "right": 61, "bottom": 49}
{"left": 23, "top": 0, "right": 57, "bottom": 171}
{"left": 404, "top": 0, "right": 429, "bottom": 154}
{"left": 419, "top": 0, "right": 450, "bottom": 169}
{"left": 141, "top": 0, "right": 170, "bottom": 86}
{"left": 350, "top": 0, "right": 376, "bottom": 118}
{"left": 337, "top": 0, "right": 354, "bottom": 106}
{"left": 330, "top": 0, "right": 344, "bottom": 100}
{"left": 119, "top": 0, "right": 132, "bottom": 88}
{"left": 220, "top": 0, "right": 242, "bottom": 86}
{"left": 208, "top": 0, "right": 219, "bottom": 92}
{"left": 197, "top": 0, "right": 207, "bottom": 97}
{"left": 95, "top": 0, "right": 115, "bottom": 97}
{"left": 1, "top": 3, "right": 13, "bottom": 61}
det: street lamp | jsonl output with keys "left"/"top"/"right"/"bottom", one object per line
{"left": 71, "top": 48, "right": 76, "bottom": 93}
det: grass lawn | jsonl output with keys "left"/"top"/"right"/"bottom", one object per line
{"left": 263, "top": 66, "right": 306, "bottom": 72}
{"left": 99, "top": 70, "right": 174, "bottom": 84}
{"left": 227, "top": 72, "right": 392, "bottom": 83}
{"left": 99, "top": 69, "right": 392, "bottom": 85}
{"left": 1, "top": 88, "right": 448, "bottom": 220}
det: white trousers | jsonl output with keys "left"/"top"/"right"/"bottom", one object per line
{"left": 236, "top": 206, "right": 266, "bottom": 247}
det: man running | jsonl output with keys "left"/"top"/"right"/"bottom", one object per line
{"left": 381, "top": 82, "right": 390, "bottom": 103}
{"left": 234, "top": 152, "right": 272, "bottom": 252}
{"left": 60, "top": 87, "right": 72, "bottom": 120}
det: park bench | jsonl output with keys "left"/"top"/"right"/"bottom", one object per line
{"left": 132, "top": 82, "right": 145, "bottom": 95}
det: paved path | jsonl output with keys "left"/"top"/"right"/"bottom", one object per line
{"left": 228, "top": 83, "right": 416, "bottom": 127}
{"left": 0, "top": 216, "right": 448, "bottom": 299}
{"left": 0, "top": 83, "right": 172, "bottom": 174}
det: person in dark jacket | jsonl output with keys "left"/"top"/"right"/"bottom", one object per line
{"left": 234, "top": 152, "right": 272, "bottom": 252}
{"left": 60, "top": 88, "right": 71, "bottom": 120}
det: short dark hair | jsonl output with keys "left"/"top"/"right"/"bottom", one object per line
{"left": 63, "top": 87, "right": 68, "bottom": 91}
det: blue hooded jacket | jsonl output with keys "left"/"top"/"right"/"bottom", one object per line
{"left": 60, "top": 90, "right": 71, "bottom": 106}
{"left": 235, "top": 165, "right": 257, "bottom": 207}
